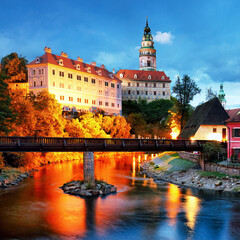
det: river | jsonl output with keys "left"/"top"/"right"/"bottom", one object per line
{"left": 0, "top": 152, "right": 239, "bottom": 240}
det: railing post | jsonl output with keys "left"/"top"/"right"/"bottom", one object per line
{"left": 122, "top": 140, "right": 125, "bottom": 148}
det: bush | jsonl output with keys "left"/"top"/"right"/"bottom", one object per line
{"left": 202, "top": 142, "right": 225, "bottom": 162}
{"left": 2, "top": 152, "right": 28, "bottom": 167}
{"left": 0, "top": 153, "right": 5, "bottom": 168}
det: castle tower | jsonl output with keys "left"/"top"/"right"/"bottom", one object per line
{"left": 218, "top": 83, "right": 226, "bottom": 108}
{"left": 139, "top": 17, "right": 156, "bottom": 71}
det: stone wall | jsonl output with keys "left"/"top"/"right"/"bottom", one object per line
{"left": 179, "top": 152, "right": 201, "bottom": 163}
{"left": 179, "top": 151, "right": 240, "bottom": 176}
{"left": 204, "top": 162, "right": 240, "bottom": 176}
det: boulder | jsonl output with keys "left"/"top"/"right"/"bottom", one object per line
{"left": 215, "top": 180, "right": 222, "bottom": 186}
{"left": 110, "top": 187, "right": 117, "bottom": 193}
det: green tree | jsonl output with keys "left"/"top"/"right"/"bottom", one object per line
{"left": 172, "top": 75, "right": 201, "bottom": 130}
{"left": 127, "top": 113, "right": 147, "bottom": 137}
{"left": 0, "top": 74, "right": 14, "bottom": 134}
{"left": 1, "top": 53, "right": 28, "bottom": 83}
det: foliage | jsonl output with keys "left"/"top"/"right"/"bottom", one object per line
{"left": 0, "top": 75, "right": 14, "bottom": 134}
{"left": 0, "top": 153, "right": 5, "bottom": 168}
{"left": 197, "top": 170, "right": 240, "bottom": 179}
{"left": 0, "top": 52, "right": 28, "bottom": 83}
{"left": 127, "top": 113, "right": 147, "bottom": 136}
{"left": 172, "top": 75, "right": 201, "bottom": 130}
{"left": 205, "top": 87, "right": 217, "bottom": 101}
{"left": 2, "top": 152, "right": 28, "bottom": 168}
{"left": 202, "top": 142, "right": 224, "bottom": 161}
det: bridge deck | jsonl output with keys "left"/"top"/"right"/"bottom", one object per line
{"left": 0, "top": 137, "right": 213, "bottom": 152}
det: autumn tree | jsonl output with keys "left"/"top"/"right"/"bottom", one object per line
{"left": 1, "top": 52, "right": 28, "bottom": 83}
{"left": 172, "top": 75, "right": 201, "bottom": 130}
{"left": 0, "top": 74, "right": 14, "bottom": 134}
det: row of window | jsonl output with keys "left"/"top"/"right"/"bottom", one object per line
{"left": 126, "top": 82, "right": 166, "bottom": 88}
{"left": 32, "top": 69, "right": 44, "bottom": 75}
{"left": 59, "top": 95, "right": 119, "bottom": 108}
{"left": 124, "top": 90, "right": 168, "bottom": 96}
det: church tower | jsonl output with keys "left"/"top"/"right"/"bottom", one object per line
{"left": 139, "top": 17, "right": 156, "bottom": 71}
{"left": 218, "top": 83, "right": 226, "bottom": 109}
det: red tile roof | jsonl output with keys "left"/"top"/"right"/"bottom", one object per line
{"left": 226, "top": 108, "right": 240, "bottom": 122}
{"left": 27, "top": 52, "right": 121, "bottom": 82}
{"left": 115, "top": 69, "right": 171, "bottom": 82}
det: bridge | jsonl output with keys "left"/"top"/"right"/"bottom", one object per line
{"left": 0, "top": 136, "right": 212, "bottom": 152}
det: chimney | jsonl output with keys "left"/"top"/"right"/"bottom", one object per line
{"left": 101, "top": 64, "right": 105, "bottom": 69}
{"left": 91, "top": 62, "right": 96, "bottom": 66}
{"left": 112, "top": 68, "right": 115, "bottom": 74}
{"left": 61, "top": 51, "right": 68, "bottom": 58}
{"left": 44, "top": 46, "right": 52, "bottom": 53}
{"left": 77, "top": 56, "right": 83, "bottom": 62}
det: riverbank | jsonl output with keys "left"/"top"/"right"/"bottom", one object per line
{"left": 141, "top": 152, "right": 240, "bottom": 193}
{"left": 0, "top": 167, "right": 37, "bottom": 188}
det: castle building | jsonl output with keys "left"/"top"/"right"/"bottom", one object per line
{"left": 116, "top": 18, "right": 171, "bottom": 102}
{"left": 218, "top": 83, "right": 226, "bottom": 109}
{"left": 27, "top": 47, "right": 122, "bottom": 115}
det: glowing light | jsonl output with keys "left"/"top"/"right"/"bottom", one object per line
{"left": 207, "top": 133, "right": 222, "bottom": 141}
{"left": 170, "top": 119, "right": 180, "bottom": 139}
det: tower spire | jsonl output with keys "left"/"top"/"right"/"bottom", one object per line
{"left": 139, "top": 18, "right": 156, "bottom": 71}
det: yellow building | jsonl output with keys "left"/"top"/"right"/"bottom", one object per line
{"left": 27, "top": 47, "right": 122, "bottom": 115}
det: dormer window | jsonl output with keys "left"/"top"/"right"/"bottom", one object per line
{"left": 120, "top": 73, "right": 123, "bottom": 78}
{"left": 87, "top": 67, "right": 91, "bottom": 73}
{"left": 161, "top": 76, "right": 165, "bottom": 80}
{"left": 76, "top": 64, "right": 80, "bottom": 70}
{"left": 59, "top": 59, "right": 63, "bottom": 66}
{"left": 36, "top": 57, "right": 40, "bottom": 63}
{"left": 97, "top": 70, "right": 102, "bottom": 76}
{"left": 148, "top": 75, "right": 151, "bottom": 79}
{"left": 134, "top": 74, "right": 137, "bottom": 79}
{"left": 109, "top": 73, "right": 114, "bottom": 78}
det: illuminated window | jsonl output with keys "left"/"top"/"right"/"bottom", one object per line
{"left": 85, "top": 99, "right": 88, "bottom": 104}
{"left": 60, "top": 83, "right": 64, "bottom": 88}
{"left": 60, "top": 95, "right": 64, "bottom": 100}
{"left": 99, "top": 90, "right": 103, "bottom": 95}
{"left": 84, "top": 77, "right": 88, "bottom": 82}
{"left": 53, "top": 81, "right": 55, "bottom": 87}
{"left": 77, "top": 75, "right": 81, "bottom": 80}
{"left": 77, "top": 98, "right": 81, "bottom": 103}
{"left": 68, "top": 85, "right": 71, "bottom": 90}
{"left": 69, "top": 97, "right": 73, "bottom": 102}
{"left": 92, "top": 100, "right": 96, "bottom": 105}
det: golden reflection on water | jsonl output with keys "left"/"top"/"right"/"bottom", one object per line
{"left": 166, "top": 184, "right": 181, "bottom": 226}
{"left": 184, "top": 189, "right": 201, "bottom": 230}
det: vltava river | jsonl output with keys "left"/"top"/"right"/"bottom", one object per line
{"left": 0, "top": 152, "right": 239, "bottom": 240}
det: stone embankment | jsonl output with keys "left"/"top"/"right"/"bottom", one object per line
{"left": 0, "top": 169, "right": 37, "bottom": 189}
{"left": 141, "top": 162, "right": 240, "bottom": 193}
{"left": 60, "top": 180, "right": 117, "bottom": 197}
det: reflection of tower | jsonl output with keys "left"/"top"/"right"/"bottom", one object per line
{"left": 218, "top": 83, "right": 226, "bottom": 108}
{"left": 139, "top": 17, "right": 156, "bottom": 71}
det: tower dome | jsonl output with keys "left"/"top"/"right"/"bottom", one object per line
{"left": 139, "top": 17, "right": 156, "bottom": 71}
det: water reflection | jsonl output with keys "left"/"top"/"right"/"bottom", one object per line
{"left": 0, "top": 152, "right": 239, "bottom": 240}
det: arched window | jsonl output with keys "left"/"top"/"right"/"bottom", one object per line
{"left": 120, "top": 73, "right": 123, "bottom": 78}
{"left": 134, "top": 74, "right": 137, "bottom": 79}
{"left": 148, "top": 75, "right": 151, "bottom": 79}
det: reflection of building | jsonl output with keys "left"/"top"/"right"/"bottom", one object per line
{"left": 225, "top": 108, "right": 240, "bottom": 159}
{"left": 116, "top": 18, "right": 171, "bottom": 102}
{"left": 27, "top": 47, "right": 122, "bottom": 115}
{"left": 179, "top": 97, "right": 229, "bottom": 141}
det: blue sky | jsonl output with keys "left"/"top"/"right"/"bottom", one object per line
{"left": 1, "top": 0, "right": 240, "bottom": 108}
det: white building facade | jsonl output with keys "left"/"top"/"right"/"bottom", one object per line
{"left": 27, "top": 47, "right": 122, "bottom": 115}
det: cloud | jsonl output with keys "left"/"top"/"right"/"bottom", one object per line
{"left": 153, "top": 31, "right": 174, "bottom": 45}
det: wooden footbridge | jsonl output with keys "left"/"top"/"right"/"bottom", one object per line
{"left": 0, "top": 136, "right": 212, "bottom": 152}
